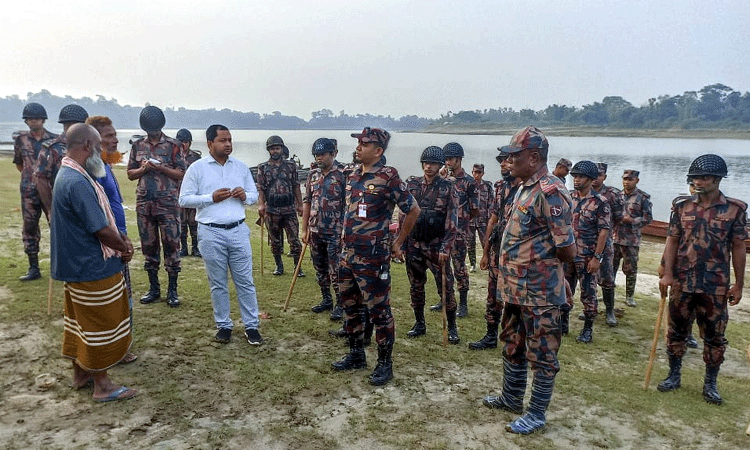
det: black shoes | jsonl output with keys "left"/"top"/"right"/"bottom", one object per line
{"left": 215, "top": 328, "right": 232, "bottom": 343}
{"left": 245, "top": 328, "right": 263, "bottom": 346}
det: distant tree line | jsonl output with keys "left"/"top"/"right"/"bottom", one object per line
{"left": 0, "top": 89, "right": 430, "bottom": 131}
{"left": 432, "top": 84, "right": 750, "bottom": 130}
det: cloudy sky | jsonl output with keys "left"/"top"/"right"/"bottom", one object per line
{"left": 2, "top": 0, "right": 747, "bottom": 119}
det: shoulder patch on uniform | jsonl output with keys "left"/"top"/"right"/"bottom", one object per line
{"left": 727, "top": 197, "right": 748, "bottom": 211}
{"left": 550, "top": 204, "right": 563, "bottom": 217}
{"left": 164, "top": 137, "right": 182, "bottom": 147}
{"left": 672, "top": 195, "right": 692, "bottom": 207}
{"left": 41, "top": 136, "right": 62, "bottom": 148}
{"left": 540, "top": 176, "right": 559, "bottom": 195}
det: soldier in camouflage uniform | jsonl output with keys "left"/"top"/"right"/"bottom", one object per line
{"left": 256, "top": 135, "right": 304, "bottom": 277}
{"left": 302, "top": 138, "right": 346, "bottom": 319}
{"left": 331, "top": 127, "right": 419, "bottom": 387}
{"left": 592, "top": 163, "right": 623, "bottom": 326}
{"left": 34, "top": 105, "right": 88, "bottom": 217}
{"left": 127, "top": 106, "right": 186, "bottom": 308}
{"left": 553, "top": 158, "right": 572, "bottom": 183}
{"left": 566, "top": 161, "right": 611, "bottom": 344}
{"left": 658, "top": 154, "right": 746, "bottom": 406}
{"left": 430, "top": 142, "right": 478, "bottom": 318}
{"left": 176, "top": 129, "right": 202, "bottom": 258}
{"left": 613, "top": 169, "right": 652, "bottom": 307}
{"left": 13, "top": 102, "right": 57, "bottom": 281}
{"left": 482, "top": 126, "right": 575, "bottom": 435}
{"left": 470, "top": 152, "right": 520, "bottom": 350}
{"left": 403, "top": 146, "right": 460, "bottom": 344}
{"left": 469, "top": 163, "right": 493, "bottom": 273}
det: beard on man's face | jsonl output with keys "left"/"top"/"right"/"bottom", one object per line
{"left": 85, "top": 151, "right": 107, "bottom": 178}
{"left": 101, "top": 150, "right": 123, "bottom": 165}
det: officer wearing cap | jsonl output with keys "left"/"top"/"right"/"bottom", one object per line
{"left": 469, "top": 149, "right": 521, "bottom": 350}
{"left": 658, "top": 154, "right": 746, "bottom": 406}
{"left": 591, "top": 163, "right": 623, "bottom": 326}
{"left": 332, "top": 127, "right": 419, "bottom": 387}
{"left": 34, "top": 104, "right": 88, "bottom": 218}
{"left": 127, "top": 106, "right": 186, "bottom": 308}
{"left": 176, "top": 129, "right": 202, "bottom": 258}
{"left": 403, "top": 146, "right": 460, "bottom": 344}
{"left": 13, "top": 102, "right": 58, "bottom": 281}
{"left": 469, "top": 163, "right": 493, "bottom": 273}
{"left": 553, "top": 158, "right": 572, "bottom": 183}
{"left": 429, "top": 142, "right": 478, "bottom": 318}
{"left": 256, "top": 135, "right": 304, "bottom": 277}
{"left": 302, "top": 138, "right": 347, "bottom": 319}
{"left": 613, "top": 169, "right": 652, "bottom": 307}
{"left": 565, "top": 160, "right": 611, "bottom": 344}
{"left": 481, "top": 126, "right": 575, "bottom": 435}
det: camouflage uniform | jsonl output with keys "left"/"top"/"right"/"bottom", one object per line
{"left": 499, "top": 165, "right": 573, "bottom": 378}
{"left": 485, "top": 178, "right": 520, "bottom": 324}
{"left": 665, "top": 194, "right": 747, "bottom": 366}
{"left": 447, "top": 168, "right": 479, "bottom": 293}
{"left": 566, "top": 190, "right": 611, "bottom": 319}
{"left": 339, "top": 157, "right": 414, "bottom": 346}
{"left": 33, "top": 134, "right": 66, "bottom": 216}
{"left": 613, "top": 185, "right": 653, "bottom": 299}
{"left": 13, "top": 128, "right": 58, "bottom": 254}
{"left": 595, "top": 184, "right": 623, "bottom": 290}
{"left": 180, "top": 149, "right": 202, "bottom": 252}
{"left": 127, "top": 134, "right": 186, "bottom": 274}
{"left": 256, "top": 159, "right": 302, "bottom": 258}
{"left": 404, "top": 175, "right": 459, "bottom": 310}
{"left": 304, "top": 161, "right": 346, "bottom": 296}
{"left": 469, "top": 178, "right": 493, "bottom": 268}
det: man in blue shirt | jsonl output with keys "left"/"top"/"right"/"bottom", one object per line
{"left": 179, "top": 125, "right": 263, "bottom": 345}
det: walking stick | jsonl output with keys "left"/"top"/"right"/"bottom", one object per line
{"left": 256, "top": 216, "right": 265, "bottom": 276}
{"left": 283, "top": 232, "right": 309, "bottom": 312}
{"left": 746, "top": 343, "right": 750, "bottom": 435}
{"left": 47, "top": 276, "right": 53, "bottom": 315}
{"left": 644, "top": 284, "right": 668, "bottom": 389}
{"left": 441, "top": 262, "right": 448, "bottom": 347}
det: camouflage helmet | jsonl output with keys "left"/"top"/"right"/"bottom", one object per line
{"left": 22, "top": 102, "right": 48, "bottom": 120}
{"left": 176, "top": 128, "right": 193, "bottom": 142}
{"left": 139, "top": 106, "right": 166, "bottom": 133}
{"left": 687, "top": 154, "right": 727, "bottom": 178}
{"left": 266, "top": 135, "right": 285, "bottom": 149}
{"left": 570, "top": 160, "right": 600, "bottom": 179}
{"left": 312, "top": 138, "right": 336, "bottom": 155}
{"left": 443, "top": 142, "right": 464, "bottom": 158}
{"left": 420, "top": 146, "right": 445, "bottom": 165}
{"left": 58, "top": 104, "right": 89, "bottom": 124}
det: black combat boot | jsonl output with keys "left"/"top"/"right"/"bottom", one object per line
{"left": 686, "top": 334, "right": 699, "bottom": 348}
{"left": 483, "top": 359, "right": 527, "bottom": 414}
{"left": 447, "top": 309, "right": 460, "bottom": 344}
{"left": 457, "top": 290, "right": 469, "bottom": 318}
{"left": 469, "top": 321, "right": 499, "bottom": 350}
{"left": 369, "top": 342, "right": 394, "bottom": 386}
{"left": 702, "top": 365, "right": 722, "bottom": 405}
{"left": 180, "top": 234, "right": 189, "bottom": 257}
{"left": 293, "top": 255, "right": 305, "bottom": 277}
{"left": 330, "top": 292, "right": 343, "bottom": 321}
{"left": 328, "top": 327, "right": 347, "bottom": 338}
{"left": 331, "top": 336, "right": 367, "bottom": 371}
{"left": 139, "top": 270, "right": 161, "bottom": 304}
{"left": 657, "top": 355, "right": 682, "bottom": 392}
{"left": 272, "top": 254, "right": 284, "bottom": 276}
{"left": 576, "top": 318, "right": 594, "bottom": 343}
{"left": 191, "top": 236, "right": 201, "bottom": 258}
{"left": 560, "top": 306, "right": 570, "bottom": 336}
{"left": 312, "top": 287, "right": 333, "bottom": 313}
{"left": 19, "top": 253, "right": 41, "bottom": 281}
{"left": 406, "top": 307, "right": 426, "bottom": 338}
{"left": 166, "top": 273, "right": 180, "bottom": 308}
{"left": 506, "top": 373, "right": 555, "bottom": 434}
{"left": 625, "top": 274, "right": 637, "bottom": 307}
{"left": 429, "top": 301, "right": 443, "bottom": 312}
{"left": 468, "top": 249, "right": 476, "bottom": 272}
{"left": 603, "top": 288, "right": 617, "bottom": 327}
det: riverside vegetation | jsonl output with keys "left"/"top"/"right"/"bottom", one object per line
{"left": 0, "top": 156, "right": 749, "bottom": 449}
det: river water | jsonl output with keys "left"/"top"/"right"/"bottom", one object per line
{"left": 3, "top": 123, "right": 748, "bottom": 221}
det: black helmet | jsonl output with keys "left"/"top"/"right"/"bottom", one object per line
{"left": 139, "top": 106, "right": 165, "bottom": 133}
{"left": 443, "top": 142, "right": 464, "bottom": 158}
{"left": 266, "top": 135, "right": 284, "bottom": 149}
{"left": 570, "top": 160, "right": 600, "bottom": 179}
{"left": 687, "top": 154, "right": 727, "bottom": 178}
{"left": 312, "top": 138, "right": 336, "bottom": 155}
{"left": 176, "top": 128, "right": 193, "bottom": 142}
{"left": 22, "top": 102, "right": 48, "bottom": 120}
{"left": 58, "top": 104, "right": 88, "bottom": 124}
{"left": 420, "top": 146, "right": 445, "bottom": 164}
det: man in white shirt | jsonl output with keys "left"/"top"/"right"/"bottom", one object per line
{"left": 179, "top": 124, "right": 263, "bottom": 345}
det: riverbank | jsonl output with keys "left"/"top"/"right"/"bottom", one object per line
{"left": 417, "top": 124, "right": 750, "bottom": 139}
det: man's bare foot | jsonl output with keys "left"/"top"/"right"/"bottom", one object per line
{"left": 92, "top": 371, "right": 137, "bottom": 402}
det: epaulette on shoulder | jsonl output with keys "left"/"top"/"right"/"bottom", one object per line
{"left": 12, "top": 131, "right": 26, "bottom": 140}
{"left": 672, "top": 195, "right": 692, "bottom": 207}
{"left": 727, "top": 197, "right": 748, "bottom": 211}
{"left": 380, "top": 166, "right": 399, "bottom": 178}
{"left": 129, "top": 135, "right": 145, "bottom": 145}
{"left": 42, "top": 136, "right": 63, "bottom": 148}
{"left": 540, "top": 176, "right": 560, "bottom": 195}
{"left": 164, "top": 136, "right": 182, "bottom": 147}
{"left": 639, "top": 189, "right": 651, "bottom": 199}
{"left": 405, "top": 175, "right": 418, "bottom": 182}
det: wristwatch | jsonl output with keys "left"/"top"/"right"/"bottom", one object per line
{"left": 594, "top": 253, "right": 604, "bottom": 262}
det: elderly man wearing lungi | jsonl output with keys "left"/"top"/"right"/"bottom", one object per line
{"left": 50, "top": 123, "right": 137, "bottom": 402}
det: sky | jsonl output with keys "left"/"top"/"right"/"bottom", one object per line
{"left": 1, "top": 0, "right": 748, "bottom": 119}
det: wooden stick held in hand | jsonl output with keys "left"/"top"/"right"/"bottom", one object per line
{"left": 283, "top": 234, "right": 309, "bottom": 312}
{"left": 441, "top": 263, "right": 448, "bottom": 347}
{"left": 644, "top": 285, "right": 668, "bottom": 389}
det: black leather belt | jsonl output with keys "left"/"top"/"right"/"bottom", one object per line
{"left": 203, "top": 218, "right": 245, "bottom": 229}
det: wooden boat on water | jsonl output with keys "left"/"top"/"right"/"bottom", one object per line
{"left": 642, "top": 219, "right": 750, "bottom": 253}
{"left": 250, "top": 154, "right": 310, "bottom": 184}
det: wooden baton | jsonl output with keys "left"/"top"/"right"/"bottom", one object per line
{"left": 283, "top": 235, "right": 309, "bottom": 312}
{"left": 441, "top": 262, "right": 448, "bottom": 347}
{"left": 644, "top": 285, "right": 668, "bottom": 389}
